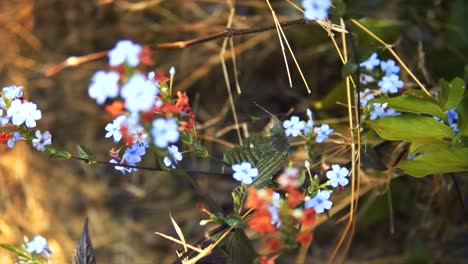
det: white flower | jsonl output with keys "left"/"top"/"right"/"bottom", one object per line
{"left": 151, "top": 118, "right": 180, "bottom": 148}
{"left": 164, "top": 145, "right": 183, "bottom": 169}
{"left": 232, "top": 161, "right": 259, "bottom": 185}
{"left": 108, "top": 40, "right": 142, "bottom": 67}
{"left": 105, "top": 115, "right": 126, "bottom": 142}
{"left": 121, "top": 73, "right": 159, "bottom": 113}
{"left": 26, "top": 235, "right": 51, "bottom": 258}
{"left": 283, "top": 116, "right": 305, "bottom": 137}
{"left": 302, "top": 0, "right": 331, "bottom": 21}
{"left": 7, "top": 100, "right": 41, "bottom": 128}
{"left": 2, "top": 85, "right": 23, "bottom": 99}
{"left": 88, "top": 71, "right": 120, "bottom": 105}
{"left": 360, "top": 52, "right": 380, "bottom": 71}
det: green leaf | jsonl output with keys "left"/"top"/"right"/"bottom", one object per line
{"left": 373, "top": 93, "right": 447, "bottom": 121}
{"left": 194, "top": 141, "right": 209, "bottom": 158}
{"left": 456, "top": 94, "right": 468, "bottom": 136}
{"left": 226, "top": 229, "right": 257, "bottom": 264}
{"left": 438, "top": 77, "right": 465, "bottom": 111}
{"left": 223, "top": 118, "right": 289, "bottom": 188}
{"left": 398, "top": 147, "right": 468, "bottom": 177}
{"left": 367, "top": 114, "right": 455, "bottom": 142}
{"left": 180, "top": 131, "right": 194, "bottom": 145}
{"left": 342, "top": 60, "right": 358, "bottom": 78}
{"left": 49, "top": 150, "right": 72, "bottom": 159}
{"left": 231, "top": 185, "right": 246, "bottom": 213}
{"left": 409, "top": 140, "right": 451, "bottom": 154}
{"left": 76, "top": 145, "right": 96, "bottom": 164}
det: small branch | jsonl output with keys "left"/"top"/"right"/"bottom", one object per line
{"left": 69, "top": 156, "right": 231, "bottom": 176}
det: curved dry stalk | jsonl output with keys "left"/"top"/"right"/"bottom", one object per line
{"left": 350, "top": 18, "right": 431, "bottom": 97}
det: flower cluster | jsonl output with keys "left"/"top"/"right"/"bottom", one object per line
{"left": 357, "top": 52, "right": 403, "bottom": 120}
{"left": 243, "top": 163, "right": 349, "bottom": 262}
{"left": 0, "top": 85, "right": 52, "bottom": 152}
{"left": 302, "top": 0, "right": 332, "bottom": 21}
{"left": 88, "top": 40, "right": 198, "bottom": 174}
{"left": 282, "top": 109, "right": 334, "bottom": 143}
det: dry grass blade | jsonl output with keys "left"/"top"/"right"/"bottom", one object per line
{"left": 170, "top": 214, "right": 188, "bottom": 253}
{"left": 154, "top": 232, "right": 202, "bottom": 253}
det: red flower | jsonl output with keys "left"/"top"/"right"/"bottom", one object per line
{"left": 155, "top": 70, "right": 170, "bottom": 83}
{"left": 245, "top": 187, "right": 273, "bottom": 209}
{"left": 296, "top": 231, "right": 313, "bottom": 246}
{"left": 139, "top": 46, "right": 154, "bottom": 66}
{"left": 264, "top": 237, "right": 283, "bottom": 252}
{"left": 287, "top": 188, "right": 305, "bottom": 208}
{"left": 0, "top": 132, "right": 9, "bottom": 144}
{"left": 248, "top": 208, "right": 276, "bottom": 235}
{"left": 301, "top": 208, "right": 316, "bottom": 228}
{"left": 105, "top": 100, "right": 124, "bottom": 117}
{"left": 260, "top": 256, "right": 275, "bottom": 264}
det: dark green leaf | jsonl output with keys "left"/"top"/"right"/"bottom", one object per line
{"left": 76, "top": 145, "right": 96, "bottom": 164}
{"left": 223, "top": 215, "right": 246, "bottom": 229}
{"left": 226, "top": 230, "right": 257, "bottom": 264}
{"left": 72, "top": 218, "right": 96, "bottom": 264}
{"left": 367, "top": 114, "right": 455, "bottom": 142}
{"left": 180, "top": 131, "right": 194, "bottom": 145}
{"left": 194, "top": 141, "right": 209, "bottom": 158}
{"left": 456, "top": 94, "right": 468, "bottom": 136}
{"left": 398, "top": 147, "right": 468, "bottom": 177}
{"left": 223, "top": 118, "right": 289, "bottom": 188}
{"left": 373, "top": 94, "right": 447, "bottom": 121}
{"left": 355, "top": 18, "right": 399, "bottom": 59}
{"left": 231, "top": 185, "right": 246, "bottom": 213}
{"left": 342, "top": 60, "right": 358, "bottom": 78}
{"left": 438, "top": 77, "right": 465, "bottom": 111}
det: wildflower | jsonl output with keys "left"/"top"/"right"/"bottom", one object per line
{"left": 313, "top": 124, "right": 334, "bottom": 143}
{"left": 32, "top": 130, "right": 52, "bottom": 152}
{"left": 88, "top": 71, "right": 120, "bottom": 105}
{"left": 301, "top": 207, "right": 316, "bottom": 227}
{"left": 232, "top": 161, "right": 259, "bottom": 185}
{"left": 359, "top": 74, "right": 375, "bottom": 84}
{"left": 245, "top": 187, "right": 274, "bottom": 209}
{"left": 138, "top": 46, "right": 154, "bottom": 66}
{"left": 2, "top": 85, "right": 23, "bottom": 99}
{"left": 26, "top": 235, "right": 51, "bottom": 258}
{"left": 7, "top": 132, "right": 21, "bottom": 148}
{"left": 302, "top": 0, "right": 331, "bottom": 21}
{"left": 105, "top": 100, "right": 125, "bottom": 117}
{"left": 358, "top": 88, "right": 375, "bottom": 106}
{"left": 108, "top": 40, "right": 142, "bottom": 67}
{"left": 277, "top": 167, "right": 300, "bottom": 189}
{"left": 151, "top": 117, "right": 180, "bottom": 148}
{"left": 248, "top": 208, "right": 276, "bottom": 234}
{"left": 264, "top": 237, "right": 283, "bottom": 252}
{"left": 360, "top": 52, "right": 380, "bottom": 71}
{"left": 120, "top": 73, "right": 159, "bottom": 113}
{"left": 305, "top": 190, "right": 333, "bottom": 213}
{"left": 0, "top": 109, "right": 9, "bottom": 125}
{"left": 0, "top": 132, "right": 9, "bottom": 144}
{"left": 287, "top": 188, "right": 305, "bottom": 207}
{"left": 303, "top": 109, "right": 314, "bottom": 135}
{"left": 164, "top": 145, "right": 183, "bottom": 169}
{"left": 7, "top": 100, "right": 42, "bottom": 128}
{"left": 268, "top": 192, "right": 281, "bottom": 227}
{"left": 260, "top": 256, "right": 275, "bottom": 264}
{"left": 296, "top": 231, "right": 313, "bottom": 246}
{"left": 110, "top": 159, "right": 136, "bottom": 174}
{"left": 283, "top": 116, "right": 305, "bottom": 137}
{"left": 123, "top": 143, "right": 146, "bottom": 165}
{"left": 326, "top": 164, "right": 349, "bottom": 188}
{"left": 446, "top": 108, "right": 459, "bottom": 133}
{"left": 380, "top": 59, "right": 400, "bottom": 75}
{"left": 105, "top": 115, "right": 126, "bottom": 142}
{"left": 369, "top": 103, "right": 401, "bottom": 120}
{"left": 378, "top": 74, "right": 404, "bottom": 94}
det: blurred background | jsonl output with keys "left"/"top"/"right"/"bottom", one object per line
{"left": 0, "top": 0, "right": 467, "bottom": 263}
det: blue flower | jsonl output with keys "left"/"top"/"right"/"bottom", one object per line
{"left": 123, "top": 143, "right": 146, "bottom": 165}
{"left": 283, "top": 116, "right": 305, "bottom": 137}
{"left": 370, "top": 103, "right": 401, "bottom": 120}
{"left": 360, "top": 52, "right": 380, "bottom": 71}
{"left": 2, "top": 85, "right": 23, "bottom": 99}
{"left": 120, "top": 73, "right": 159, "bottom": 113}
{"left": 446, "top": 108, "right": 459, "bottom": 133}
{"left": 88, "top": 71, "right": 120, "bottom": 105}
{"left": 302, "top": 0, "right": 331, "bottom": 21}
{"left": 32, "top": 130, "right": 52, "bottom": 152}
{"left": 232, "top": 161, "right": 259, "bottom": 185}
{"left": 314, "top": 124, "right": 334, "bottom": 143}
{"left": 268, "top": 192, "right": 281, "bottom": 226}
{"left": 378, "top": 74, "right": 404, "bottom": 94}
{"left": 0, "top": 108, "right": 9, "bottom": 125}
{"left": 380, "top": 59, "right": 400, "bottom": 75}
{"left": 358, "top": 88, "right": 375, "bottom": 106}
{"left": 110, "top": 159, "right": 136, "bottom": 175}
{"left": 105, "top": 115, "right": 126, "bottom": 142}
{"left": 108, "top": 40, "right": 142, "bottom": 67}
{"left": 305, "top": 190, "right": 333, "bottom": 214}
{"left": 326, "top": 164, "right": 349, "bottom": 187}
{"left": 164, "top": 145, "right": 183, "bottom": 169}
{"left": 151, "top": 118, "right": 180, "bottom": 148}
{"left": 26, "top": 235, "right": 51, "bottom": 258}
{"left": 359, "top": 74, "right": 375, "bottom": 85}
{"left": 7, "top": 132, "right": 21, "bottom": 148}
